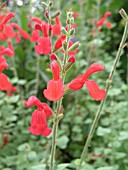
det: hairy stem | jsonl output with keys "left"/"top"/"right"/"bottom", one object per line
{"left": 77, "top": 10, "right": 128, "bottom": 170}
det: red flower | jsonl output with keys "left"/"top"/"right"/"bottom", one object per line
{"left": 0, "top": 73, "right": 12, "bottom": 91}
{"left": 0, "top": 56, "right": 12, "bottom": 91}
{"left": 11, "top": 23, "right": 30, "bottom": 41}
{"left": 35, "top": 23, "right": 52, "bottom": 55}
{"left": 68, "top": 62, "right": 106, "bottom": 101}
{"left": 54, "top": 35, "right": 66, "bottom": 50}
{"left": 52, "top": 17, "right": 61, "bottom": 36}
{"left": 25, "top": 96, "right": 53, "bottom": 136}
{"left": 43, "top": 61, "right": 64, "bottom": 101}
{"left": 0, "top": 56, "right": 8, "bottom": 72}
{"left": 96, "top": 11, "right": 112, "bottom": 29}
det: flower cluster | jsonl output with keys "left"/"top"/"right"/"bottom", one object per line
{"left": 25, "top": 8, "right": 106, "bottom": 137}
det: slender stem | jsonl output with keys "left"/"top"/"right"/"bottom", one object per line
{"left": 49, "top": 119, "right": 59, "bottom": 170}
{"left": 35, "top": 54, "right": 40, "bottom": 95}
{"left": 77, "top": 11, "right": 128, "bottom": 170}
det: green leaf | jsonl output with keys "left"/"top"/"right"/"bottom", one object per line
{"left": 57, "top": 135, "right": 69, "bottom": 149}
{"left": 97, "top": 126, "right": 111, "bottom": 136}
{"left": 57, "top": 163, "right": 70, "bottom": 170}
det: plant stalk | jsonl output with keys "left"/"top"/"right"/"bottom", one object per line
{"left": 77, "top": 10, "right": 128, "bottom": 170}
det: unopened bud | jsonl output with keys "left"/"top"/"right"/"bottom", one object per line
{"left": 67, "top": 10, "right": 73, "bottom": 18}
{"left": 119, "top": 9, "right": 128, "bottom": 20}
{"left": 68, "top": 55, "right": 76, "bottom": 63}
{"left": 61, "top": 27, "right": 68, "bottom": 35}
{"left": 68, "top": 41, "right": 80, "bottom": 52}
{"left": 69, "top": 28, "right": 75, "bottom": 36}
{"left": 63, "top": 41, "right": 67, "bottom": 51}
{"left": 65, "top": 56, "right": 76, "bottom": 72}
{"left": 51, "top": 11, "right": 61, "bottom": 19}
{"left": 45, "top": 11, "right": 49, "bottom": 20}
{"left": 50, "top": 53, "right": 57, "bottom": 61}
{"left": 49, "top": 1, "right": 53, "bottom": 7}
{"left": 70, "top": 17, "right": 74, "bottom": 24}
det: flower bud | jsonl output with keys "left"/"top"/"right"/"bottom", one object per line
{"left": 62, "top": 41, "right": 67, "bottom": 51}
{"left": 64, "top": 56, "right": 76, "bottom": 72}
{"left": 68, "top": 55, "right": 76, "bottom": 63}
{"left": 51, "top": 11, "right": 61, "bottom": 19}
{"left": 69, "top": 28, "right": 75, "bottom": 36}
{"left": 61, "top": 27, "right": 68, "bottom": 35}
{"left": 67, "top": 10, "right": 73, "bottom": 18}
{"left": 68, "top": 41, "right": 80, "bottom": 52}
{"left": 49, "top": 1, "right": 53, "bottom": 7}
{"left": 45, "top": 11, "right": 49, "bottom": 20}
{"left": 70, "top": 17, "right": 74, "bottom": 24}
{"left": 119, "top": 9, "right": 128, "bottom": 20}
{"left": 50, "top": 53, "right": 57, "bottom": 61}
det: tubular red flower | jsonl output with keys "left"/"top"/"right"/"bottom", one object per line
{"left": 106, "top": 20, "right": 112, "bottom": 29}
{"left": 54, "top": 35, "right": 66, "bottom": 50}
{"left": 69, "top": 62, "right": 106, "bottom": 101}
{"left": 43, "top": 61, "right": 64, "bottom": 101}
{"left": 3, "top": 24, "right": 16, "bottom": 38}
{"left": 25, "top": 96, "right": 53, "bottom": 136}
{"left": 52, "top": 17, "right": 61, "bottom": 36}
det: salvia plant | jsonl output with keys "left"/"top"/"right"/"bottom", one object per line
{"left": 0, "top": 1, "right": 128, "bottom": 170}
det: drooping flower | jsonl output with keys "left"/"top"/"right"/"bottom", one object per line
{"left": 25, "top": 96, "right": 53, "bottom": 136}
{"left": 43, "top": 61, "right": 64, "bottom": 101}
{"left": 68, "top": 62, "right": 106, "bottom": 101}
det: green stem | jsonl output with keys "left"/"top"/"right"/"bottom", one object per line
{"left": 77, "top": 10, "right": 128, "bottom": 170}
{"left": 49, "top": 119, "right": 59, "bottom": 170}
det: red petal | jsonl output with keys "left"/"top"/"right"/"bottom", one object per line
{"left": 51, "top": 61, "right": 60, "bottom": 81}
{"left": 35, "top": 37, "right": 51, "bottom": 55}
{"left": 96, "top": 17, "right": 105, "bottom": 27}
{"left": 25, "top": 96, "right": 42, "bottom": 108}
{"left": 85, "top": 80, "right": 106, "bottom": 101}
{"left": 0, "top": 73, "right": 12, "bottom": 91}
{"left": 43, "top": 79, "right": 64, "bottom": 101}
{"left": 106, "top": 20, "right": 112, "bottom": 29}
{"left": 4, "top": 24, "right": 16, "bottom": 38}
{"left": 69, "top": 75, "right": 84, "bottom": 90}
{"left": 83, "top": 62, "right": 104, "bottom": 80}
{"left": 0, "top": 56, "right": 8, "bottom": 72}
{"left": 54, "top": 35, "right": 66, "bottom": 50}
{"left": 31, "top": 30, "right": 40, "bottom": 42}
{"left": 41, "top": 103, "right": 53, "bottom": 117}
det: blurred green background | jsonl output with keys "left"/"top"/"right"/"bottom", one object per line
{"left": 0, "top": 0, "right": 128, "bottom": 170}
